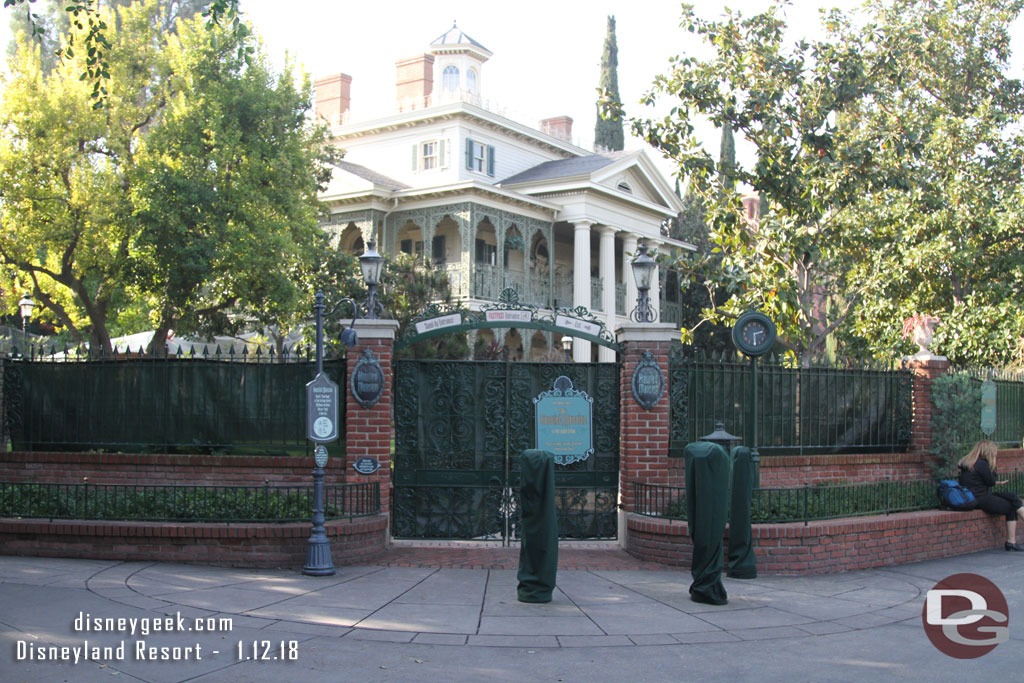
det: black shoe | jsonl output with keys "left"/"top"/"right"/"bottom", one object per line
{"left": 1005, "top": 542, "right": 1024, "bottom": 551}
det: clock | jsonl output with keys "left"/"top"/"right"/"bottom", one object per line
{"left": 732, "top": 311, "right": 777, "bottom": 357}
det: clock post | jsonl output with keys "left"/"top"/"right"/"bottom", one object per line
{"left": 731, "top": 311, "right": 777, "bottom": 488}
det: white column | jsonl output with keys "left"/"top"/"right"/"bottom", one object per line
{"left": 622, "top": 233, "right": 638, "bottom": 323}
{"left": 599, "top": 226, "right": 617, "bottom": 362}
{"left": 572, "top": 220, "right": 593, "bottom": 362}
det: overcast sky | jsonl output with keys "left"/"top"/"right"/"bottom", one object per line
{"left": 3, "top": 1, "right": 1022, "bottom": 185}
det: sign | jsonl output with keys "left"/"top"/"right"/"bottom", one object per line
{"left": 351, "top": 349, "right": 385, "bottom": 409}
{"left": 353, "top": 457, "right": 381, "bottom": 475}
{"left": 485, "top": 309, "right": 532, "bottom": 324}
{"left": 306, "top": 373, "right": 340, "bottom": 443}
{"left": 555, "top": 314, "right": 601, "bottom": 338}
{"left": 534, "top": 376, "right": 593, "bottom": 465}
{"left": 631, "top": 350, "right": 665, "bottom": 410}
{"left": 414, "top": 313, "right": 462, "bottom": 335}
{"left": 314, "top": 445, "right": 329, "bottom": 468}
{"left": 923, "top": 573, "right": 1009, "bottom": 659}
{"left": 981, "top": 377, "right": 996, "bottom": 437}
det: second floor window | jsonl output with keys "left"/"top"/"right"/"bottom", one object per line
{"left": 412, "top": 139, "right": 446, "bottom": 171}
{"left": 465, "top": 138, "right": 495, "bottom": 177}
{"left": 422, "top": 141, "right": 438, "bottom": 170}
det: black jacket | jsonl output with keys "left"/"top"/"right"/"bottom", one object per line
{"left": 958, "top": 459, "right": 997, "bottom": 499}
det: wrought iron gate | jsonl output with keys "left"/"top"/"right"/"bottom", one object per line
{"left": 392, "top": 359, "right": 619, "bottom": 542}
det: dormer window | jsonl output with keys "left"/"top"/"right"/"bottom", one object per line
{"left": 617, "top": 181, "right": 633, "bottom": 194}
{"left": 442, "top": 65, "right": 460, "bottom": 91}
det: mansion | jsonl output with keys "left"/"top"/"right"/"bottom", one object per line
{"left": 314, "top": 24, "right": 692, "bottom": 361}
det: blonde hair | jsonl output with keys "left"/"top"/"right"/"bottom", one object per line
{"left": 958, "top": 440, "right": 998, "bottom": 470}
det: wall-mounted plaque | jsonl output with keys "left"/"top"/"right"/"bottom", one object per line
{"left": 306, "top": 372, "right": 340, "bottom": 443}
{"left": 351, "top": 349, "right": 385, "bottom": 409}
{"left": 353, "top": 457, "right": 381, "bottom": 475}
{"left": 534, "top": 375, "right": 593, "bottom": 466}
{"left": 632, "top": 350, "right": 665, "bottom": 410}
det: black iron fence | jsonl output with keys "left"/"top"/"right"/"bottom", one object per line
{"left": 668, "top": 348, "right": 913, "bottom": 457}
{"left": 632, "top": 474, "right": 1024, "bottom": 525}
{"left": 962, "top": 368, "right": 1024, "bottom": 447}
{"left": 1, "top": 347, "right": 344, "bottom": 455}
{"left": 0, "top": 481, "right": 379, "bottom": 522}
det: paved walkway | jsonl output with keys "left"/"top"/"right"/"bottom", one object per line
{"left": 1, "top": 544, "right": 1022, "bottom": 681}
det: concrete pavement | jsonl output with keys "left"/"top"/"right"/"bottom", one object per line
{"left": 0, "top": 545, "right": 1021, "bottom": 681}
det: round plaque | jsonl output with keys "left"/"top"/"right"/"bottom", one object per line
{"left": 313, "top": 416, "right": 334, "bottom": 439}
{"left": 314, "top": 445, "right": 329, "bottom": 468}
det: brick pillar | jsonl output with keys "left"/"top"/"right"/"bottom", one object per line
{"left": 907, "top": 355, "right": 950, "bottom": 454}
{"left": 344, "top": 320, "right": 400, "bottom": 523}
{"left": 617, "top": 323, "right": 679, "bottom": 544}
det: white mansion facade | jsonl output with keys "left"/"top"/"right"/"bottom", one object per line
{"left": 314, "top": 24, "right": 691, "bottom": 361}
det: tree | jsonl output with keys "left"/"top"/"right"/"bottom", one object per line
{"left": 840, "top": 0, "right": 1024, "bottom": 366}
{"left": 611, "top": 1, "right": 916, "bottom": 361}
{"left": 4, "top": 0, "right": 242, "bottom": 106}
{"left": 0, "top": 1, "right": 333, "bottom": 353}
{"left": 594, "top": 15, "right": 624, "bottom": 152}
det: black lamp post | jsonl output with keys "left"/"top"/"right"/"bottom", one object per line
{"left": 303, "top": 239, "right": 386, "bottom": 577}
{"left": 560, "top": 335, "right": 573, "bottom": 362}
{"left": 630, "top": 240, "right": 657, "bottom": 323}
{"left": 18, "top": 294, "right": 34, "bottom": 335}
{"left": 358, "top": 240, "right": 385, "bottom": 320}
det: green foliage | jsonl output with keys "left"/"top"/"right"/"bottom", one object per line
{"left": 594, "top": 15, "right": 624, "bottom": 152}
{"left": 611, "top": 0, "right": 1024, "bottom": 366}
{"left": 928, "top": 373, "right": 983, "bottom": 479}
{"left": 663, "top": 479, "right": 938, "bottom": 522}
{"left": 1, "top": 0, "right": 333, "bottom": 353}
{"left": 384, "top": 253, "right": 468, "bottom": 359}
{"left": 0, "top": 482, "right": 359, "bottom": 521}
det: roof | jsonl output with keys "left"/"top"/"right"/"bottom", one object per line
{"left": 498, "top": 151, "right": 632, "bottom": 185}
{"left": 430, "top": 22, "right": 490, "bottom": 53}
{"left": 331, "top": 160, "right": 410, "bottom": 191}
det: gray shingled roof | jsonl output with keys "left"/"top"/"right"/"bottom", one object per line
{"left": 430, "top": 23, "right": 489, "bottom": 52}
{"left": 498, "top": 151, "right": 631, "bottom": 186}
{"left": 332, "top": 160, "right": 410, "bottom": 191}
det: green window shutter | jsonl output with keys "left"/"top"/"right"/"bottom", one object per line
{"left": 465, "top": 138, "right": 474, "bottom": 170}
{"left": 487, "top": 145, "right": 496, "bottom": 177}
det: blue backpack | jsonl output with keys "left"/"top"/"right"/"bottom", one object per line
{"left": 937, "top": 480, "right": 976, "bottom": 511}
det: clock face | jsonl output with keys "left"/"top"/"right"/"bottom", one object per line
{"left": 732, "top": 312, "right": 777, "bottom": 356}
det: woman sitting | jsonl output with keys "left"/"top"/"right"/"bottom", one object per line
{"left": 958, "top": 440, "right": 1024, "bottom": 551}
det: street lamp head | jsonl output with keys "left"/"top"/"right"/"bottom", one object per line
{"left": 18, "top": 294, "right": 35, "bottom": 320}
{"left": 560, "top": 336, "right": 574, "bottom": 353}
{"left": 629, "top": 240, "right": 658, "bottom": 323}
{"left": 631, "top": 241, "right": 655, "bottom": 292}
{"left": 359, "top": 240, "right": 385, "bottom": 287}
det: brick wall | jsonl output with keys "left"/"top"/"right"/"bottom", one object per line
{"left": 627, "top": 509, "right": 1007, "bottom": 575}
{"left": 344, "top": 334, "right": 396, "bottom": 514}
{"left": 0, "top": 514, "right": 387, "bottom": 568}
{"left": 0, "top": 451, "right": 345, "bottom": 485}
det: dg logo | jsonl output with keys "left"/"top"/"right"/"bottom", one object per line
{"left": 923, "top": 573, "right": 1009, "bottom": 659}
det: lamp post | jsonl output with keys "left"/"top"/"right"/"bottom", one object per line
{"left": 560, "top": 335, "right": 573, "bottom": 362}
{"left": 18, "top": 294, "right": 34, "bottom": 335}
{"left": 303, "top": 240, "right": 386, "bottom": 577}
{"left": 630, "top": 240, "right": 657, "bottom": 323}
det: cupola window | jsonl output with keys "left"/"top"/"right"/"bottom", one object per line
{"left": 442, "top": 65, "right": 460, "bottom": 91}
{"left": 466, "top": 68, "right": 477, "bottom": 93}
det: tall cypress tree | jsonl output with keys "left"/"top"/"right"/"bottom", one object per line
{"left": 719, "top": 124, "right": 736, "bottom": 191}
{"left": 594, "top": 15, "right": 624, "bottom": 152}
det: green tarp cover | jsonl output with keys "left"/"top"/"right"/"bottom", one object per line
{"left": 517, "top": 449, "right": 558, "bottom": 603}
{"left": 685, "top": 441, "right": 731, "bottom": 605}
{"left": 727, "top": 446, "right": 757, "bottom": 579}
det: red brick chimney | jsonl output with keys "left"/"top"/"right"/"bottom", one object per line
{"left": 396, "top": 54, "right": 435, "bottom": 111}
{"left": 540, "top": 116, "right": 573, "bottom": 143}
{"left": 314, "top": 73, "right": 352, "bottom": 127}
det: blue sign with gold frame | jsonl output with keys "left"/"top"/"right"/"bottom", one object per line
{"left": 534, "top": 376, "right": 593, "bottom": 465}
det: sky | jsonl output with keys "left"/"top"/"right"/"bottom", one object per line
{"left": 2, "top": 0, "right": 1023, "bottom": 185}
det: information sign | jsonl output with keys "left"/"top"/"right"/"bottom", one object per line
{"left": 306, "top": 373, "right": 340, "bottom": 443}
{"left": 534, "top": 376, "right": 593, "bottom": 465}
